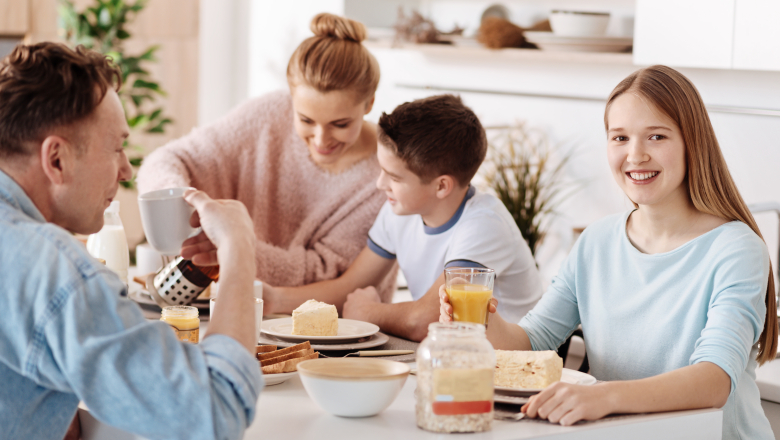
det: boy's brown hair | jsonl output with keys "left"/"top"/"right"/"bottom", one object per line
{"left": 377, "top": 94, "right": 487, "bottom": 186}
{"left": 0, "top": 42, "right": 121, "bottom": 158}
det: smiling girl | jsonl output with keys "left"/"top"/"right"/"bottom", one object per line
{"left": 138, "top": 14, "right": 395, "bottom": 293}
{"left": 439, "top": 65, "right": 778, "bottom": 439}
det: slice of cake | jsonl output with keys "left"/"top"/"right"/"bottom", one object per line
{"left": 291, "top": 299, "right": 338, "bottom": 336}
{"left": 494, "top": 350, "right": 563, "bottom": 389}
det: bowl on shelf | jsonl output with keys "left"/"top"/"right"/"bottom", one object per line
{"left": 549, "top": 10, "right": 610, "bottom": 37}
{"left": 297, "top": 358, "right": 410, "bottom": 417}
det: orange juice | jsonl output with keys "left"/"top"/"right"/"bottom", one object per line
{"left": 446, "top": 284, "right": 493, "bottom": 324}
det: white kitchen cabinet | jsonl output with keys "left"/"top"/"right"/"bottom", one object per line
{"left": 733, "top": 0, "right": 780, "bottom": 71}
{"left": 634, "top": 0, "right": 735, "bottom": 69}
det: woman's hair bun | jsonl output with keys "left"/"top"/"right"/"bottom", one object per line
{"left": 310, "top": 13, "right": 367, "bottom": 43}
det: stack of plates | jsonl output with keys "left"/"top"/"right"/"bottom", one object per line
{"left": 259, "top": 318, "right": 389, "bottom": 351}
{"left": 524, "top": 31, "right": 633, "bottom": 53}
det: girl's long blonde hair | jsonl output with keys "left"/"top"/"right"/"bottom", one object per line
{"left": 287, "top": 13, "right": 380, "bottom": 101}
{"left": 605, "top": 65, "right": 778, "bottom": 365}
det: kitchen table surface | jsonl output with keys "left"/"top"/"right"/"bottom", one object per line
{"left": 245, "top": 373, "right": 721, "bottom": 440}
{"left": 81, "top": 372, "right": 722, "bottom": 440}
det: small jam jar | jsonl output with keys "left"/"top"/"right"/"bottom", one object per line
{"left": 416, "top": 322, "right": 495, "bottom": 433}
{"left": 160, "top": 306, "right": 200, "bottom": 343}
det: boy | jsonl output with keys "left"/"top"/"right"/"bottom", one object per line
{"left": 265, "top": 95, "right": 542, "bottom": 341}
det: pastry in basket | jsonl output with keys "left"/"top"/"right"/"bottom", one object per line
{"left": 256, "top": 341, "right": 320, "bottom": 374}
{"left": 291, "top": 299, "right": 338, "bottom": 336}
{"left": 494, "top": 350, "right": 563, "bottom": 389}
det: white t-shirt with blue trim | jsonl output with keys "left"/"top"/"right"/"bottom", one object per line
{"left": 368, "top": 186, "right": 543, "bottom": 323}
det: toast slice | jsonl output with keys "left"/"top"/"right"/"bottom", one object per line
{"left": 261, "top": 351, "right": 319, "bottom": 374}
{"left": 260, "top": 348, "right": 314, "bottom": 366}
{"left": 258, "top": 341, "right": 312, "bottom": 361}
{"left": 255, "top": 345, "right": 278, "bottom": 356}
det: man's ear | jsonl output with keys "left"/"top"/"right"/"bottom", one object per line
{"left": 434, "top": 175, "right": 456, "bottom": 200}
{"left": 364, "top": 95, "right": 375, "bottom": 115}
{"left": 39, "top": 135, "right": 73, "bottom": 186}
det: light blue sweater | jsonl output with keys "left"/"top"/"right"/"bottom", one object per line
{"left": 520, "top": 211, "right": 774, "bottom": 440}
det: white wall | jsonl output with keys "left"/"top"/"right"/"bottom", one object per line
{"left": 247, "top": 0, "right": 344, "bottom": 99}
{"left": 198, "top": 0, "right": 252, "bottom": 126}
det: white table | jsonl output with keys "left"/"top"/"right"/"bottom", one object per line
{"left": 244, "top": 374, "right": 721, "bottom": 440}
{"left": 81, "top": 372, "right": 722, "bottom": 440}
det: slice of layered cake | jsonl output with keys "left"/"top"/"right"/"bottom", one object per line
{"left": 291, "top": 299, "right": 338, "bottom": 336}
{"left": 494, "top": 350, "right": 563, "bottom": 389}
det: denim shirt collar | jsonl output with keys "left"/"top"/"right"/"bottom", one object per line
{"left": 423, "top": 185, "right": 476, "bottom": 235}
{"left": 0, "top": 168, "right": 47, "bottom": 223}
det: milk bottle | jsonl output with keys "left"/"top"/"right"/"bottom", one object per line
{"left": 87, "top": 201, "right": 130, "bottom": 286}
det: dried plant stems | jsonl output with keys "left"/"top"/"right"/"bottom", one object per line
{"left": 483, "top": 124, "right": 577, "bottom": 255}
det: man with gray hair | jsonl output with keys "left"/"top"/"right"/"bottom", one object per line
{"left": 0, "top": 42, "right": 262, "bottom": 439}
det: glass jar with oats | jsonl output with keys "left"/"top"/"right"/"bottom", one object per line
{"left": 416, "top": 322, "right": 495, "bottom": 433}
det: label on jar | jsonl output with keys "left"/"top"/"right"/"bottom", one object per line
{"left": 168, "top": 325, "right": 199, "bottom": 343}
{"left": 432, "top": 368, "right": 493, "bottom": 415}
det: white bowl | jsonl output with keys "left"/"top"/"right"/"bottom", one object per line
{"left": 549, "top": 11, "right": 610, "bottom": 37}
{"left": 297, "top": 358, "right": 410, "bottom": 417}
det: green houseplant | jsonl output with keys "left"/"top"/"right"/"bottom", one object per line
{"left": 482, "top": 123, "right": 578, "bottom": 256}
{"left": 58, "top": 0, "right": 173, "bottom": 188}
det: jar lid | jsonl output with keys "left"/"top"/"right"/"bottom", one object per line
{"left": 161, "top": 305, "right": 199, "bottom": 318}
{"left": 427, "top": 322, "right": 485, "bottom": 335}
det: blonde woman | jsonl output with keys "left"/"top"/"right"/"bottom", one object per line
{"left": 138, "top": 14, "right": 395, "bottom": 296}
{"left": 440, "top": 65, "right": 778, "bottom": 439}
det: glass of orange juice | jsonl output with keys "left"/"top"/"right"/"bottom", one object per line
{"left": 444, "top": 267, "right": 495, "bottom": 325}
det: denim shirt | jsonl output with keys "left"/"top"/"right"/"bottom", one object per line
{"left": 0, "top": 169, "right": 264, "bottom": 440}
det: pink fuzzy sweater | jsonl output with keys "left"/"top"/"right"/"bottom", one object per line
{"left": 137, "top": 91, "right": 394, "bottom": 294}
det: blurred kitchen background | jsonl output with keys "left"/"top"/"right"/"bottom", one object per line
{"left": 3, "top": 0, "right": 780, "bottom": 285}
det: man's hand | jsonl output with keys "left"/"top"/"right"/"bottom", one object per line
{"left": 343, "top": 286, "right": 382, "bottom": 321}
{"left": 181, "top": 190, "right": 257, "bottom": 352}
{"left": 180, "top": 189, "right": 255, "bottom": 266}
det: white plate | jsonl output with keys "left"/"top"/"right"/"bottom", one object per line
{"left": 524, "top": 31, "right": 632, "bottom": 53}
{"left": 495, "top": 368, "right": 597, "bottom": 397}
{"left": 261, "top": 318, "right": 380, "bottom": 342}
{"left": 494, "top": 394, "right": 530, "bottom": 405}
{"left": 257, "top": 332, "right": 390, "bottom": 351}
{"left": 262, "top": 371, "right": 298, "bottom": 386}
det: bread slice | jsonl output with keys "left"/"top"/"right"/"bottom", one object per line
{"left": 255, "top": 345, "right": 278, "bottom": 356}
{"left": 261, "top": 352, "right": 319, "bottom": 374}
{"left": 258, "top": 341, "right": 312, "bottom": 361}
{"left": 260, "top": 348, "right": 314, "bottom": 366}
{"left": 494, "top": 350, "right": 563, "bottom": 389}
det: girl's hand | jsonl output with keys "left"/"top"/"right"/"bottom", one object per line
{"left": 437, "top": 283, "right": 499, "bottom": 323}
{"left": 521, "top": 382, "right": 615, "bottom": 426}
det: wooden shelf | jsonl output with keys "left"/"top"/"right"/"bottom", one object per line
{"left": 364, "top": 40, "right": 635, "bottom": 66}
